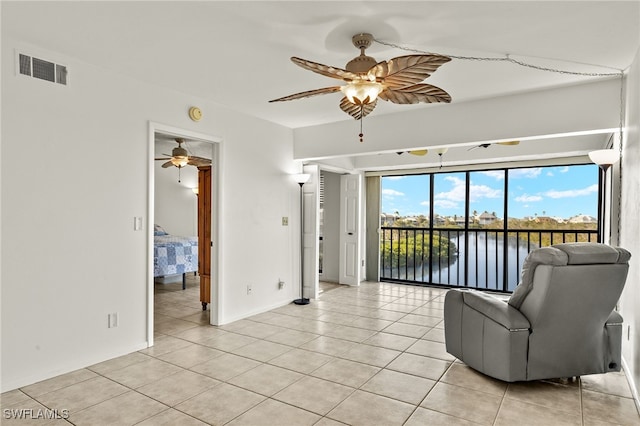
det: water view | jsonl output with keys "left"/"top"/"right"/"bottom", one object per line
{"left": 380, "top": 164, "right": 600, "bottom": 292}
{"left": 383, "top": 233, "right": 536, "bottom": 291}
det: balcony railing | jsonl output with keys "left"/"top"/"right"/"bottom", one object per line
{"left": 380, "top": 226, "right": 598, "bottom": 292}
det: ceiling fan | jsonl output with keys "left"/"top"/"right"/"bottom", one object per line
{"left": 396, "top": 150, "right": 428, "bottom": 156}
{"left": 155, "top": 138, "right": 211, "bottom": 168}
{"left": 269, "top": 33, "right": 452, "bottom": 140}
{"left": 468, "top": 141, "right": 520, "bottom": 151}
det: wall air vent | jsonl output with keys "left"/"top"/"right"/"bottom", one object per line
{"left": 18, "top": 53, "right": 68, "bottom": 85}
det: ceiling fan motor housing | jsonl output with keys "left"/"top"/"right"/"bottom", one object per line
{"left": 173, "top": 146, "right": 188, "bottom": 157}
{"left": 346, "top": 33, "right": 378, "bottom": 74}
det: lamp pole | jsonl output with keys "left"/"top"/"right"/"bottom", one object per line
{"left": 293, "top": 174, "right": 311, "bottom": 305}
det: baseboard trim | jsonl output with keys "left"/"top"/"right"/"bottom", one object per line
{"left": 622, "top": 356, "right": 640, "bottom": 415}
{"left": 220, "top": 299, "right": 294, "bottom": 325}
{"left": 1, "top": 342, "right": 149, "bottom": 393}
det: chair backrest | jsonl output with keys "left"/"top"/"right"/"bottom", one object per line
{"left": 508, "top": 243, "right": 630, "bottom": 379}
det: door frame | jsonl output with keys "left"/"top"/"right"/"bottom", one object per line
{"left": 302, "top": 164, "right": 320, "bottom": 300}
{"left": 147, "top": 122, "right": 222, "bottom": 346}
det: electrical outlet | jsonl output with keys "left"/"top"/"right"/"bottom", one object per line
{"left": 278, "top": 280, "right": 285, "bottom": 290}
{"left": 247, "top": 284, "right": 252, "bottom": 295}
{"left": 108, "top": 313, "right": 119, "bottom": 328}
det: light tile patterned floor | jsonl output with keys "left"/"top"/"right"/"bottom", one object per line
{"left": 2, "top": 278, "right": 639, "bottom": 425}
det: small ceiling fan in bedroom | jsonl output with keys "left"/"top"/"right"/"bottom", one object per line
{"left": 269, "top": 33, "right": 452, "bottom": 142}
{"left": 155, "top": 138, "right": 211, "bottom": 183}
{"left": 155, "top": 138, "right": 211, "bottom": 169}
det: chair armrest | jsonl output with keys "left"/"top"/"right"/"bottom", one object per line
{"left": 606, "top": 310, "right": 623, "bottom": 325}
{"left": 462, "top": 291, "right": 530, "bottom": 331}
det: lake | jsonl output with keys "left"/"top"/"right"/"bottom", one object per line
{"left": 382, "top": 233, "right": 538, "bottom": 292}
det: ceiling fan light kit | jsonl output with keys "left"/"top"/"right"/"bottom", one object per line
{"left": 155, "top": 137, "right": 212, "bottom": 182}
{"left": 269, "top": 32, "right": 451, "bottom": 142}
{"left": 170, "top": 156, "right": 189, "bottom": 168}
{"left": 340, "top": 80, "right": 383, "bottom": 105}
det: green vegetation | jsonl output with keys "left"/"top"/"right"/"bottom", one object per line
{"left": 380, "top": 228, "right": 457, "bottom": 269}
{"left": 380, "top": 215, "right": 597, "bottom": 270}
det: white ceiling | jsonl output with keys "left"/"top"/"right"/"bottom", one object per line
{"left": 4, "top": 1, "right": 640, "bottom": 168}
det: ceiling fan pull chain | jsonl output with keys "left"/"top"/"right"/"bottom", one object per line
{"left": 359, "top": 107, "right": 364, "bottom": 143}
{"left": 178, "top": 166, "right": 182, "bottom": 183}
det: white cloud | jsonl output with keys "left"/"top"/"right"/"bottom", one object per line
{"left": 470, "top": 183, "right": 501, "bottom": 201}
{"left": 436, "top": 176, "right": 466, "bottom": 201}
{"left": 515, "top": 194, "right": 543, "bottom": 202}
{"left": 480, "top": 170, "right": 505, "bottom": 180}
{"left": 435, "top": 176, "right": 501, "bottom": 209}
{"left": 434, "top": 199, "right": 459, "bottom": 209}
{"left": 385, "top": 176, "right": 405, "bottom": 181}
{"left": 382, "top": 189, "right": 404, "bottom": 197}
{"left": 510, "top": 168, "right": 542, "bottom": 179}
{"left": 560, "top": 166, "right": 570, "bottom": 173}
{"left": 420, "top": 200, "right": 430, "bottom": 206}
{"left": 545, "top": 184, "right": 598, "bottom": 199}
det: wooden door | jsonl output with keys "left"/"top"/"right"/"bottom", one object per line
{"left": 198, "top": 166, "right": 211, "bottom": 310}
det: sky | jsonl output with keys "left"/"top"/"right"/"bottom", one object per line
{"left": 381, "top": 164, "right": 599, "bottom": 219}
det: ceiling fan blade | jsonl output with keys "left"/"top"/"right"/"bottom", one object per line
{"left": 379, "top": 84, "right": 451, "bottom": 104}
{"left": 188, "top": 156, "right": 212, "bottom": 166}
{"left": 269, "top": 86, "right": 342, "bottom": 103}
{"left": 368, "top": 54, "right": 451, "bottom": 88}
{"left": 468, "top": 143, "right": 492, "bottom": 151}
{"left": 339, "top": 97, "right": 377, "bottom": 120}
{"left": 497, "top": 141, "right": 520, "bottom": 146}
{"left": 161, "top": 161, "right": 174, "bottom": 168}
{"left": 155, "top": 157, "right": 171, "bottom": 161}
{"left": 290, "top": 57, "right": 360, "bottom": 81}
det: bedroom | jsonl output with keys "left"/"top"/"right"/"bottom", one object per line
{"left": 153, "top": 134, "right": 212, "bottom": 328}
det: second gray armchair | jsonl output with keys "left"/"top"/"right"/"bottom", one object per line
{"left": 444, "top": 242, "right": 631, "bottom": 382}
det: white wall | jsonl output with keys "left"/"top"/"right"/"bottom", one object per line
{"left": 620, "top": 46, "right": 640, "bottom": 403}
{"left": 154, "top": 160, "right": 198, "bottom": 237}
{"left": 1, "top": 37, "right": 298, "bottom": 391}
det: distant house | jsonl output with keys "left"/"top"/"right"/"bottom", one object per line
{"left": 404, "top": 216, "right": 418, "bottom": 225}
{"left": 380, "top": 213, "right": 399, "bottom": 226}
{"left": 478, "top": 211, "right": 499, "bottom": 225}
{"left": 568, "top": 214, "right": 597, "bottom": 224}
{"left": 434, "top": 215, "right": 447, "bottom": 226}
{"left": 453, "top": 216, "right": 466, "bottom": 226}
{"left": 535, "top": 216, "right": 563, "bottom": 223}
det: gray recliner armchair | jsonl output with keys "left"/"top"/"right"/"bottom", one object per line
{"left": 444, "top": 243, "right": 631, "bottom": 382}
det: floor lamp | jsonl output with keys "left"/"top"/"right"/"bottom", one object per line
{"left": 589, "top": 149, "right": 620, "bottom": 243}
{"left": 293, "top": 173, "right": 311, "bottom": 305}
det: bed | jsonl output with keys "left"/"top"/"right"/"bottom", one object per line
{"left": 154, "top": 225, "right": 198, "bottom": 289}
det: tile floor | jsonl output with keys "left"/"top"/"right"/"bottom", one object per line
{"left": 2, "top": 278, "right": 639, "bottom": 425}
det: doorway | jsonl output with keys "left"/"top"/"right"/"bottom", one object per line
{"left": 147, "top": 122, "right": 221, "bottom": 347}
{"left": 315, "top": 169, "right": 364, "bottom": 288}
{"left": 319, "top": 170, "right": 341, "bottom": 284}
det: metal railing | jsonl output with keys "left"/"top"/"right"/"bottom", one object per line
{"left": 380, "top": 227, "right": 598, "bottom": 292}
